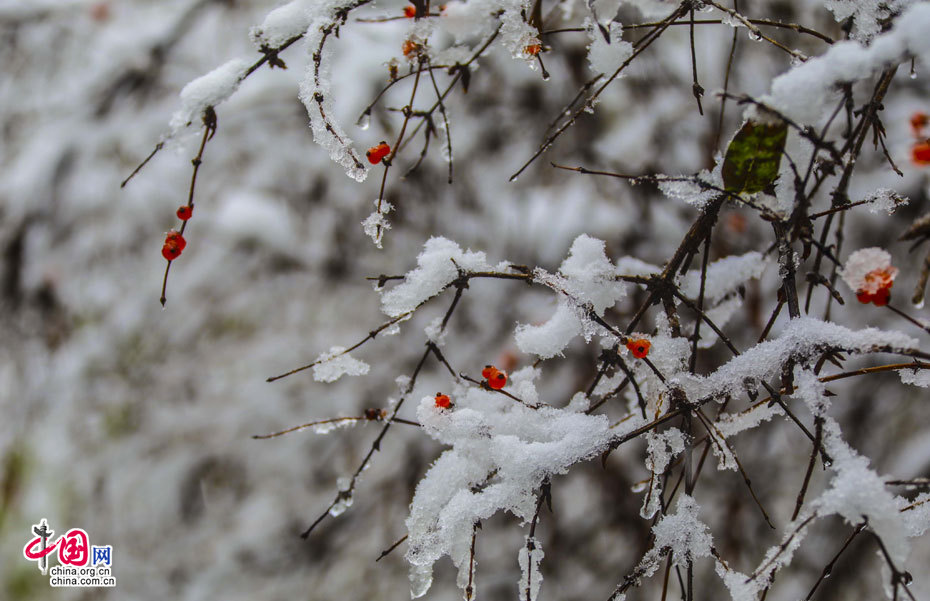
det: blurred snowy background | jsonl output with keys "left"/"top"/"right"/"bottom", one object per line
{"left": 1, "top": 0, "right": 929, "bottom": 600}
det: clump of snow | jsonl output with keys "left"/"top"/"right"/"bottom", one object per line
{"left": 380, "top": 237, "right": 499, "bottom": 317}
{"left": 170, "top": 58, "right": 251, "bottom": 133}
{"left": 765, "top": 3, "right": 930, "bottom": 124}
{"left": 675, "top": 317, "right": 918, "bottom": 403}
{"left": 634, "top": 495, "right": 713, "bottom": 582}
{"left": 814, "top": 418, "right": 911, "bottom": 564}
{"left": 680, "top": 251, "right": 767, "bottom": 304}
{"left": 497, "top": 0, "right": 541, "bottom": 61}
{"left": 405, "top": 383, "right": 614, "bottom": 598}
{"left": 713, "top": 402, "right": 785, "bottom": 440}
{"left": 587, "top": 21, "right": 633, "bottom": 75}
{"left": 899, "top": 368, "right": 930, "bottom": 388}
{"left": 311, "top": 346, "right": 370, "bottom": 382}
{"left": 641, "top": 428, "right": 687, "bottom": 518}
{"left": 424, "top": 316, "right": 448, "bottom": 346}
{"left": 865, "top": 189, "right": 908, "bottom": 215}
{"left": 839, "top": 247, "right": 897, "bottom": 294}
{"left": 657, "top": 167, "right": 722, "bottom": 209}
{"left": 515, "top": 235, "right": 627, "bottom": 358}
{"left": 515, "top": 300, "right": 583, "bottom": 359}
{"left": 823, "top": 0, "right": 916, "bottom": 42}
{"left": 362, "top": 200, "right": 393, "bottom": 249}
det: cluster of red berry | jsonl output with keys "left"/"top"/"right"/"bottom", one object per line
{"left": 625, "top": 338, "right": 651, "bottom": 359}
{"left": 911, "top": 112, "right": 930, "bottom": 166}
{"left": 855, "top": 266, "right": 896, "bottom": 306}
{"left": 366, "top": 141, "right": 391, "bottom": 165}
{"left": 161, "top": 230, "right": 186, "bottom": 261}
{"left": 161, "top": 205, "right": 193, "bottom": 261}
{"left": 481, "top": 365, "right": 507, "bottom": 390}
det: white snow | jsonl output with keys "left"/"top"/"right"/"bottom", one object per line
{"left": 311, "top": 346, "right": 371, "bottom": 382}
{"left": 839, "top": 247, "right": 897, "bottom": 293}
{"left": 380, "top": 237, "right": 499, "bottom": 317}
{"left": 587, "top": 21, "right": 633, "bottom": 75}
{"left": 170, "top": 58, "right": 251, "bottom": 133}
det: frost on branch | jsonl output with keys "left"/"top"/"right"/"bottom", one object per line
{"left": 362, "top": 200, "right": 392, "bottom": 249}
{"left": 406, "top": 372, "right": 614, "bottom": 599}
{"left": 641, "top": 428, "right": 687, "bottom": 518}
{"left": 170, "top": 58, "right": 251, "bottom": 134}
{"left": 518, "top": 535, "right": 544, "bottom": 601}
{"left": 629, "top": 495, "right": 713, "bottom": 586}
{"left": 379, "top": 237, "right": 501, "bottom": 317}
{"left": 515, "top": 235, "right": 626, "bottom": 358}
{"left": 311, "top": 346, "right": 370, "bottom": 382}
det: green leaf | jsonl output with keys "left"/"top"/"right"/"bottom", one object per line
{"left": 722, "top": 120, "right": 788, "bottom": 194}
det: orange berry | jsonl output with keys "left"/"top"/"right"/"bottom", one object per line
{"left": 488, "top": 371, "right": 507, "bottom": 390}
{"left": 912, "top": 141, "right": 930, "bottom": 166}
{"left": 524, "top": 44, "right": 541, "bottom": 56}
{"left": 481, "top": 365, "right": 495, "bottom": 379}
{"left": 402, "top": 40, "right": 419, "bottom": 57}
{"left": 165, "top": 230, "right": 186, "bottom": 251}
{"left": 176, "top": 205, "right": 193, "bottom": 221}
{"left": 626, "top": 338, "right": 651, "bottom": 359}
{"left": 435, "top": 393, "right": 452, "bottom": 409}
{"left": 911, "top": 112, "right": 928, "bottom": 136}
{"left": 404, "top": 4, "right": 416, "bottom": 18}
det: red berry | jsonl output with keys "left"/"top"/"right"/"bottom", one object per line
{"left": 481, "top": 365, "right": 495, "bottom": 379}
{"left": 488, "top": 371, "right": 507, "bottom": 390}
{"left": 165, "top": 230, "right": 186, "bottom": 251}
{"left": 161, "top": 242, "right": 181, "bottom": 261}
{"left": 913, "top": 141, "right": 930, "bottom": 166}
{"left": 435, "top": 393, "right": 452, "bottom": 409}
{"left": 404, "top": 4, "right": 416, "bottom": 17}
{"left": 366, "top": 142, "right": 391, "bottom": 165}
{"left": 177, "top": 205, "right": 193, "bottom": 221}
{"left": 856, "top": 290, "right": 873, "bottom": 304}
{"left": 364, "top": 408, "right": 385, "bottom": 420}
{"left": 524, "top": 44, "right": 541, "bottom": 56}
{"left": 626, "top": 338, "right": 651, "bottom": 359}
{"left": 911, "top": 112, "right": 928, "bottom": 136}
{"left": 872, "top": 286, "right": 891, "bottom": 307}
